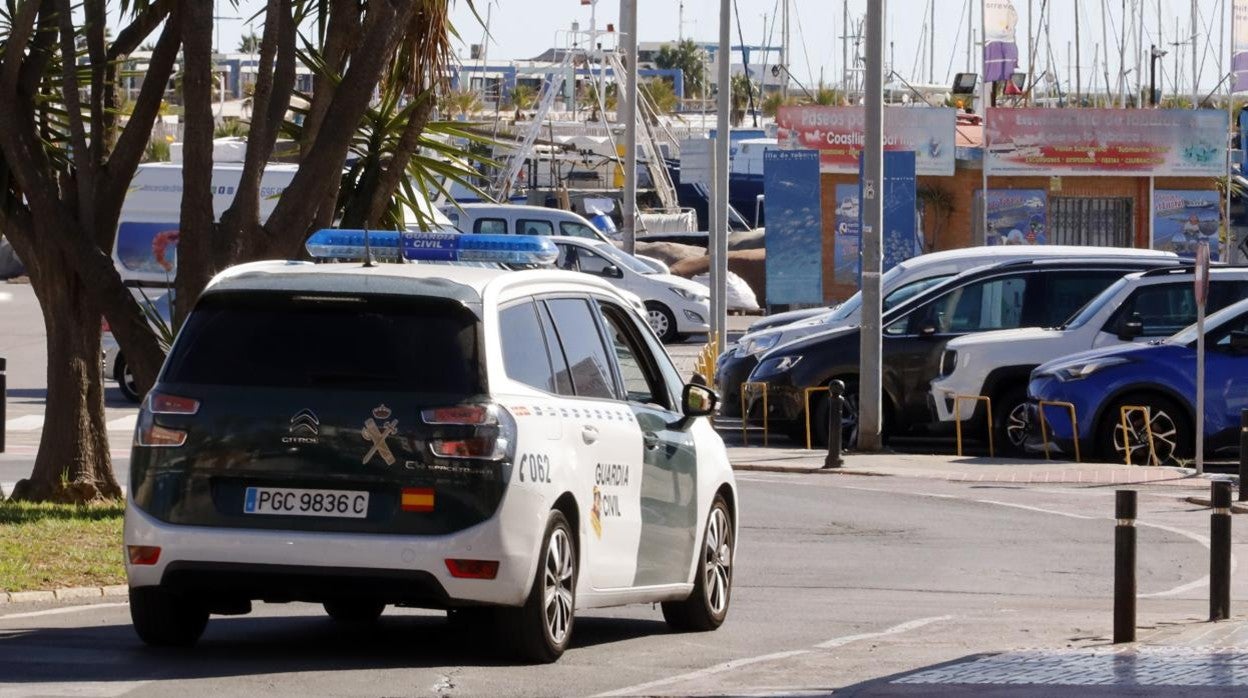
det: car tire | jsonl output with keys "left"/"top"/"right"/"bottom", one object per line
{"left": 993, "top": 386, "right": 1030, "bottom": 457}
{"left": 129, "top": 587, "right": 209, "bottom": 648}
{"left": 645, "top": 302, "right": 678, "bottom": 343}
{"left": 1099, "top": 394, "right": 1190, "bottom": 465}
{"left": 323, "top": 600, "right": 386, "bottom": 623}
{"left": 115, "top": 354, "right": 141, "bottom": 403}
{"left": 811, "top": 380, "right": 864, "bottom": 449}
{"left": 501, "top": 510, "right": 576, "bottom": 663}
{"left": 662, "top": 495, "right": 733, "bottom": 631}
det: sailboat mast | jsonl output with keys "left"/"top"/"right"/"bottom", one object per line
{"left": 1191, "top": 0, "right": 1198, "bottom": 107}
{"left": 930, "top": 0, "right": 936, "bottom": 83}
{"left": 1101, "top": 0, "right": 1111, "bottom": 106}
{"left": 1075, "top": 0, "right": 1082, "bottom": 102}
{"left": 781, "top": 0, "right": 789, "bottom": 99}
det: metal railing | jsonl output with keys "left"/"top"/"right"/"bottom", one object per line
{"left": 803, "top": 386, "right": 829, "bottom": 450}
{"left": 1118, "top": 405, "right": 1159, "bottom": 466}
{"left": 740, "top": 381, "right": 769, "bottom": 446}
{"left": 953, "top": 394, "right": 994, "bottom": 457}
{"left": 1037, "top": 400, "right": 1081, "bottom": 463}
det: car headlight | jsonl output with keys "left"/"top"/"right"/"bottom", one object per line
{"left": 670, "top": 286, "right": 709, "bottom": 303}
{"left": 1053, "top": 356, "right": 1130, "bottom": 382}
{"left": 740, "top": 333, "right": 780, "bottom": 357}
{"left": 755, "top": 354, "right": 803, "bottom": 376}
{"left": 939, "top": 350, "right": 957, "bottom": 377}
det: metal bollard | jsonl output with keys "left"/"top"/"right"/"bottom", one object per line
{"left": 823, "top": 380, "right": 845, "bottom": 469}
{"left": 1114, "top": 490, "right": 1137, "bottom": 643}
{"left": 1239, "top": 410, "right": 1247, "bottom": 502}
{"left": 1210, "top": 480, "right": 1233, "bottom": 621}
{"left": 0, "top": 356, "right": 6, "bottom": 454}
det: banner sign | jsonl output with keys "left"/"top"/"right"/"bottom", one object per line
{"left": 1235, "top": 0, "right": 1248, "bottom": 92}
{"left": 763, "top": 149, "right": 824, "bottom": 304}
{"left": 878, "top": 151, "right": 921, "bottom": 271}
{"left": 983, "top": 1, "right": 1020, "bottom": 82}
{"left": 833, "top": 183, "right": 860, "bottom": 286}
{"left": 116, "top": 221, "right": 179, "bottom": 275}
{"left": 979, "top": 190, "right": 1048, "bottom": 245}
{"left": 1152, "top": 190, "right": 1222, "bottom": 262}
{"left": 985, "top": 108, "right": 1226, "bottom": 176}
{"left": 776, "top": 106, "right": 956, "bottom": 176}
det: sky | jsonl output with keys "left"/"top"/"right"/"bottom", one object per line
{"left": 200, "top": 1, "right": 1236, "bottom": 96}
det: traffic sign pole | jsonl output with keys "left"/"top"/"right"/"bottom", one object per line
{"left": 1195, "top": 242, "right": 1210, "bottom": 474}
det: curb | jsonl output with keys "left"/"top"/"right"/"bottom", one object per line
{"left": 732, "top": 463, "right": 889, "bottom": 476}
{"left": 1, "top": 584, "right": 128, "bottom": 605}
{"left": 1183, "top": 496, "right": 1248, "bottom": 514}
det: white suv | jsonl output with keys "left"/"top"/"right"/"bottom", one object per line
{"left": 929, "top": 266, "right": 1248, "bottom": 453}
{"left": 124, "top": 232, "right": 737, "bottom": 663}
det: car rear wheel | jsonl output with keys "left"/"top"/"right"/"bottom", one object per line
{"left": 1100, "top": 394, "right": 1190, "bottom": 465}
{"left": 502, "top": 510, "right": 576, "bottom": 663}
{"left": 662, "top": 495, "right": 733, "bottom": 631}
{"left": 645, "top": 302, "right": 678, "bottom": 343}
{"left": 323, "top": 599, "right": 385, "bottom": 623}
{"left": 115, "top": 354, "right": 141, "bottom": 403}
{"left": 129, "top": 587, "right": 209, "bottom": 647}
{"left": 811, "top": 380, "right": 866, "bottom": 449}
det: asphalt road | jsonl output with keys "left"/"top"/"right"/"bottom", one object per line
{"left": 3, "top": 472, "right": 1242, "bottom": 696}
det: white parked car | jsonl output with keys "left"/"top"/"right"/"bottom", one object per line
{"left": 124, "top": 232, "right": 737, "bottom": 663}
{"left": 551, "top": 236, "right": 710, "bottom": 343}
{"left": 102, "top": 291, "right": 172, "bottom": 403}
{"left": 929, "top": 266, "right": 1248, "bottom": 453}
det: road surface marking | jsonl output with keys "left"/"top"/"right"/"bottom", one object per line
{"left": 595, "top": 615, "right": 953, "bottom": 697}
{"left": 0, "top": 681, "right": 151, "bottom": 697}
{"left": 1136, "top": 520, "right": 1234, "bottom": 598}
{"left": 814, "top": 615, "right": 953, "bottom": 649}
{"left": 106, "top": 415, "right": 137, "bottom": 432}
{"left": 973, "top": 499, "right": 1095, "bottom": 520}
{"left": 0, "top": 603, "right": 128, "bottom": 621}
{"left": 0, "top": 292, "right": 11, "bottom": 302}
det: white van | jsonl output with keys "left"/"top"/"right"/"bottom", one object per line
{"left": 439, "top": 203, "right": 615, "bottom": 242}
{"left": 115, "top": 163, "right": 455, "bottom": 287}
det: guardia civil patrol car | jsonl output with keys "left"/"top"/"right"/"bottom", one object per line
{"left": 124, "top": 232, "right": 737, "bottom": 663}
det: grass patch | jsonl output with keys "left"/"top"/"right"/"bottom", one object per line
{"left": 0, "top": 501, "right": 125, "bottom": 593}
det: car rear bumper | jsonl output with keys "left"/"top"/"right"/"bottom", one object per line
{"left": 124, "top": 488, "right": 544, "bottom": 607}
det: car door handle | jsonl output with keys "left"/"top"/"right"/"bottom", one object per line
{"left": 581, "top": 425, "right": 599, "bottom": 444}
{"left": 643, "top": 432, "right": 660, "bottom": 450}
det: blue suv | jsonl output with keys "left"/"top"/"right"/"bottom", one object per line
{"left": 1026, "top": 298, "right": 1248, "bottom": 464}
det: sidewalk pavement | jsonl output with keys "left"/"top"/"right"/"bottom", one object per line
{"left": 728, "top": 445, "right": 1240, "bottom": 492}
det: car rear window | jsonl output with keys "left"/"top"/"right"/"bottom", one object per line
{"left": 162, "top": 292, "right": 482, "bottom": 393}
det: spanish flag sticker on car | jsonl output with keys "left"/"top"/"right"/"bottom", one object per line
{"left": 401, "top": 487, "right": 435, "bottom": 512}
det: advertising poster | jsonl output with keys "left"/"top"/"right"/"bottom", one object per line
{"left": 763, "top": 149, "right": 824, "bottom": 305}
{"left": 776, "top": 106, "right": 956, "bottom": 176}
{"left": 879, "top": 150, "right": 920, "bottom": 270}
{"left": 115, "top": 221, "right": 179, "bottom": 276}
{"left": 983, "top": 1, "right": 1020, "bottom": 82}
{"left": 985, "top": 108, "right": 1226, "bottom": 177}
{"left": 978, "top": 190, "right": 1048, "bottom": 245}
{"left": 1152, "top": 190, "right": 1222, "bottom": 261}
{"left": 833, "top": 184, "right": 860, "bottom": 285}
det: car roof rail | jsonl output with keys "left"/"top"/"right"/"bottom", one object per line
{"left": 1140, "top": 265, "right": 1196, "bottom": 277}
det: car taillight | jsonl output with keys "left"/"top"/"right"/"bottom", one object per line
{"left": 127, "top": 545, "right": 161, "bottom": 565}
{"left": 100, "top": 317, "right": 110, "bottom": 333}
{"left": 149, "top": 393, "right": 200, "bottom": 415}
{"left": 445, "top": 559, "right": 499, "bottom": 580}
{"left": 422, "top": 403, "right": 514, "bottom": 461}
{"left": 134, "top": 392, "right": 197, "bottom": 448}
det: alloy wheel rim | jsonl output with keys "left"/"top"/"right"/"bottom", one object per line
{"left": 1113, "top": 409, "right": 1179, "bottom": 463}
{"left": 122, "top": 366, "right": 137, "bottom": 398}
{"left": 1005, "top": 403, "right": 1030, "bottom": 448}
{"left": 840, "top": 392, "right": 860, "bottom": 449}
{"left": 542, "top": 528, "right": 575, "bottom": 645}
{"left": 648, "top": 310, "right": 669, "bottom": 336}
{"left": 703, "top": 507, "right": 732, "bottom": 616}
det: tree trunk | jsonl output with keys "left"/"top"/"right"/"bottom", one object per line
{"left": 9, "top": 239, "right": 120, "bottom": 503}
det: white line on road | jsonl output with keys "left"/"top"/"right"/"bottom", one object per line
{"left": 0, "top": 292, "right": 11, "bottom": 303}
{"left": 973, "top": 499, "right": 1095, "bottom": 520}
{"left": 595, "top": 615, "right": 953, "bottom": 697}
{"left": 0, "top": 681, "right": 151, "bottom": 698}
{"left": 0, "top": 602, "right": 128, "bottom": 621}
{"left": 3, "top": 415, "right": 45, "bottom": 431}
{"left": 814, "top": 615, "right": 954, "bottom": 649}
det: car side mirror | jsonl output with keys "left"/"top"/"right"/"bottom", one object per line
{"left": 918, "top": 324, "right": 938, "bottom": 338}
{"left": 1230, "top": 330, "right": 1248, "bottom": 354}
{"left": 1118, "top": 314, "right": 1144, "bottom": 341}
{"left": 601, "top": 264, "right": 623, "bottom": 279}
{"left": 671, "top": 383, "right": 718, "bottom": 430}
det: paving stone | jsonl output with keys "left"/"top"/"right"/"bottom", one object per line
{"left": 894, "top": 647, "right": 1248, "bottom": 687}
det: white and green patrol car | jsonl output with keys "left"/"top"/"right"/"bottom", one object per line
{"left": 123, "top": 232, "right": 738, "bottom": 663}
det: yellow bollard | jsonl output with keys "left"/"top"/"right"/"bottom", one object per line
{"left": 803, "top": 386, "right": 831, "bottom": 450}
{"left": 1118, "top": 405, "right": 1158, "bottom": 466}
{"left": 952, "top": 395, "right": 994, "bottom": 458}
{"left": 740, "top": 381, "right": 768, "bottom": 446}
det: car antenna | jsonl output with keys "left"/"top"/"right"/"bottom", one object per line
{"left": 362, "top": 226, "right": 376, "bottom": 268}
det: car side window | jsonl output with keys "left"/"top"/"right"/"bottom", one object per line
{"left": 1210, "top": 310, "right": 1248, "bottom": 348}
{"left": 910, "top": 275, "right": 1029, "bottom": 334}
{"left": 535, "top": 301, "right": 574, "bottom": 394}
{"left": 1040, "top": 271, "right": 1125, "bottom": 327}
{"left": 473, "top": 218, "right": 507, "bottom": 234}
{"left": 498, "top": 301, "right": 557, "bottom": 392}
{"left": 544, "top": 298, "right": 618, "bottom": 399}
{"left": 1115, "top": 284, "right": 1196, "bottom": 337}
{"left": 516, "top": 219, "right": 555, "bottom": 236}
{"left": 597, "top": 302, "right": 673, "bottom": 410}
{"left": 555, "top": 243, "right": 578, "bottom": 271}
{"left": 574, "top": 248, "right": 614, "bottom": 275}
{"left": 560, "top": 221, "right": 599, "bottom": 239}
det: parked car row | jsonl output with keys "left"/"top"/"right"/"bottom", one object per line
{"left": 724, "top": 245, "right": 1248, "bottom": 464}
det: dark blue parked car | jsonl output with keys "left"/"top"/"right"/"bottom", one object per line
{"left": 1026, "top": 297, "right": 1248, "bottom": 464}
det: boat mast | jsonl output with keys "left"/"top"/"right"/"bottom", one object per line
{"left": 1190, "top": 0, "right": 1198, "bottom": 107}
{"left": 1075, "top": 0, "right": 1082, "bottom": 103}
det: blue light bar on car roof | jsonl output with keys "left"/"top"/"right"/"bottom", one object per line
{"left": 304, "top": 230, "right": 558, "bottom": 266}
